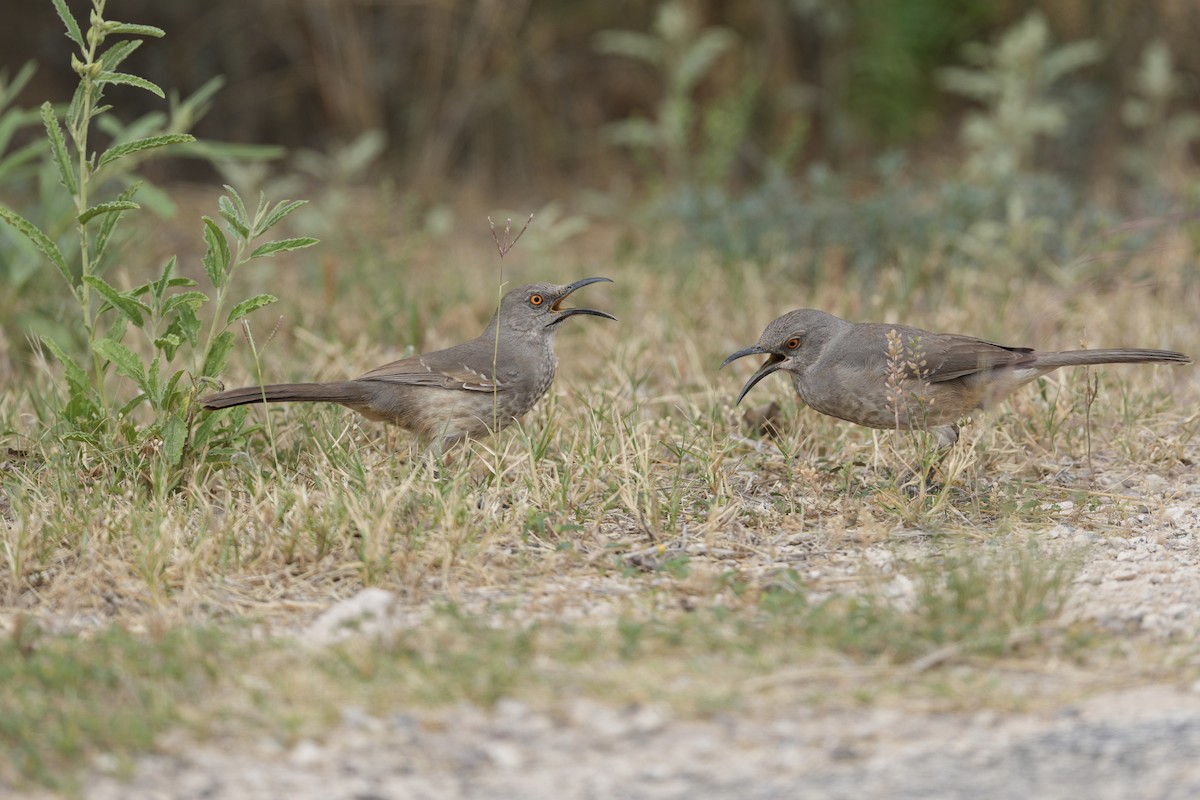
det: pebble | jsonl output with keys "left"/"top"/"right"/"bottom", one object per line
{"left": 1166, "top": 506, "right": 1191, "bottom": 523}
{"left": 484, "top": 741, "right": 524, "bottom": 770}
{"left": 289, "top": 739, "right": 325, "bottom": 767}
{"left": 305, "top": 588, "right": 397, "bottom": 646}
{"left": 1143, "top": 474, "right": 1168, "bottom": 492}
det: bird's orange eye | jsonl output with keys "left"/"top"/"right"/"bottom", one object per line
{"left": 785, "top": 338, "right": 801, "bottom": 349}
{"left": 530, "top": 294, "right": 544, "bottom": 306}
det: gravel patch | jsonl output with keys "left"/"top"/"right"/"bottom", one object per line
{"left": 83, "top": 686, "right": 1200, "bottom": 800}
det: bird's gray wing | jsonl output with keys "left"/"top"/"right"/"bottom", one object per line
{"left": 356, "top": 353, "right": 503, "bottom": 392}
{"left": 853, "top": 324, "right": 1035, "bottom": 383}
{"left": 919, "top": 334, "right": 1036, "bottom": 383}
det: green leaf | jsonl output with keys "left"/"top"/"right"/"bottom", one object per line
{"left": 0, "top": 140, "right": 44, "bottom": 184}
{"left": 154, "top": 332, "right": 182, "bottom": 360}
{"left": 218, "top": 207, "right": 249, "bottom": 239}
{"left": 223, "top": 185, "right": 249, "bottom": 222}
{"left": 203, "top": 331, "right": 235, "bottom": 378}
{"left": 174, "top": 76, "right": 225, "bottom": 121}
{"left": 106, "top": 22, "right": 166, "bottom": 38}
{"left": 250, "top": 237, "right": 319, "bottom": 259}
{"left": 172, "top": 303, "right": 202, "bottom": 347}
{"left": 97, "top": 72, "right": 165, "bottom": 99}
{"left": 146, "top": 355, "right": 161, "bottom": 405}
{"left": 226, "top": 294, "right": 278, "bottom": 325}
{"left": 594, "top": 30, "right": 664, "bottom": 66}
{"left": 41, "top": 102, "right": 76, "bottom": 194}
{"left": 218, "top": 191, "right": 249, "bottom": 238}
{"left": 117, "top": 392, "right": 147, "bottom": 420}
{"left": 97, "top": 133, "right": 195, "bottom": 168}
{"left": 67, "top": 82, "right": 87, "bottom": 133}
{"left": 51, "top": 0, "right": 84, "bottom": 49}
{"left": 95, "top": 181, "right": 142, "bottom": 263}
{"left": 168, "top": 277, "right": 199, "bottom": 288}
{"left": 97, "top": 39, "right": 142, "bottom": 73}
{"left": 201, "top": 216, "right": 230, "bottom": 288}
{"left": 107, "top": 313, "right": 129, "bottom": 345}
{"left": 175, "top": 140, "right": 285, "bottom": 163}
{"left": 82, "top": 275, "right": 150, "bottom": 326}
{"left": 152, "top": 255, "right": 177, "bottom": 303}
{"left": 163, "top": 371, "right": 185, "bottom": 408}
{"left": 676, "top": 29, "right": 736, "bottom": 94}
{"left": 93, "top": 338, "right": 148, "bottom": 392}
{"left": 0, "top": 103, "right": 40, "bottom": 156}
{"left": 604, "top": 118, "right": 661, "bottom": 149}
{"left": 125, "top": 178, "right": 175, "bottom": 216}
{"left": 4, "top": 60, "right": 38, "bottom": 100}
{"left": 253, "top": 192, "right": 270, "bottom": 230}
{"left": 40, "top": 335, "right": 90, "bottom": 396}
{"left": 161, "top": 414, "right": 187, "bottom": 466}
{"left": 191, "top": 405, "right": 225, "bottom": 449}
{"left": 0, "top": 140, "right": 45, "bottom": 184}
{"left": 1, "top": 62, "right": 37, "bottom": 108}
{"left": 0, "top": 206, "right": 71, "bottom": 285}
{"left": 261, "top": 199, "right": 307, "bottom": 233}
{"left": 163, "top": 291, "right": 210, "bottom": 315}
{"left": 98, "top": 108, "right": 165, "bottom": 143}
{"left": 78, "top": 200, "right": 140, "bottom": 225}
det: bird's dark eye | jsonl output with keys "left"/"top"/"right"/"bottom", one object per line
{"left": 529, "top": 294, "right": 544, "bottom": 307}
{"left": 785, "top": 337, "right": 801, "bottom": 349}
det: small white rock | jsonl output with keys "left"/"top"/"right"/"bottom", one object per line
{"left": 289, "top": 739, "right": 324, "bottom": 767}
{"left": 484, "top": 741, "right": 524, "bottom": 770}
{"left": 305, "top": 588, "right": 397, "bottom": 646}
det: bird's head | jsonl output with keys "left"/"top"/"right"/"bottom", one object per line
{"left": 720, "top": 309, "right": 839, "bottom": 405}
{"left": 495, "top": 277, "right": 617, "bottom": 335}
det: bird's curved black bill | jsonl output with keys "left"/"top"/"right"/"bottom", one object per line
{"left": 547, "top": 276, "right": 617, "bottom": 326}
{"left": 722, "top": 345, "right": 785, "bottom": 405}
{"left": 720, "top": 344, "right": 765, "bottom": 370}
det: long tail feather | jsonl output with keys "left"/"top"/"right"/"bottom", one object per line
{"left": 201, "top": 381, "right": 368, "bottom": 410}
{"left": 1033, "top": 349, "right": 1192, "bottom": 369}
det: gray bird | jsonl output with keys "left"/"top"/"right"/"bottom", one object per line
{"left": 723, "top": 309, "right": 1192, "bottom": 453}
{"left": 202, "top": 277, "right": 616, "bottom": 456}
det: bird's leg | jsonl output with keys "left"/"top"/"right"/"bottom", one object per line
{"left": 933, "top": 423, "right": 960, "bottom": 453}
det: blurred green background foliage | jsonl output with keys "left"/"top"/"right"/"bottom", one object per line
{"left": 2, "top": 0, "right": 1195, "bottom": 193}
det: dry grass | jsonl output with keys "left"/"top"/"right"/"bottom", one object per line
{"left": 0, "top": 188, "right": 1198, "bottom": 787}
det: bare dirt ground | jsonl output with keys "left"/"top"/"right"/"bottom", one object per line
{"left": 69, "top": 443, "right": 1200, "bottom": 800}
{"left": 81, "top": 684, "right": 1200, "bottom": 800}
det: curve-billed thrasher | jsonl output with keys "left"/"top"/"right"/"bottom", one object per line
{"left": 723, "top": 309, "right": 1192, "bottom": 452}
{"left": 202, "top": 277, "right": 616, "bottom": 455}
